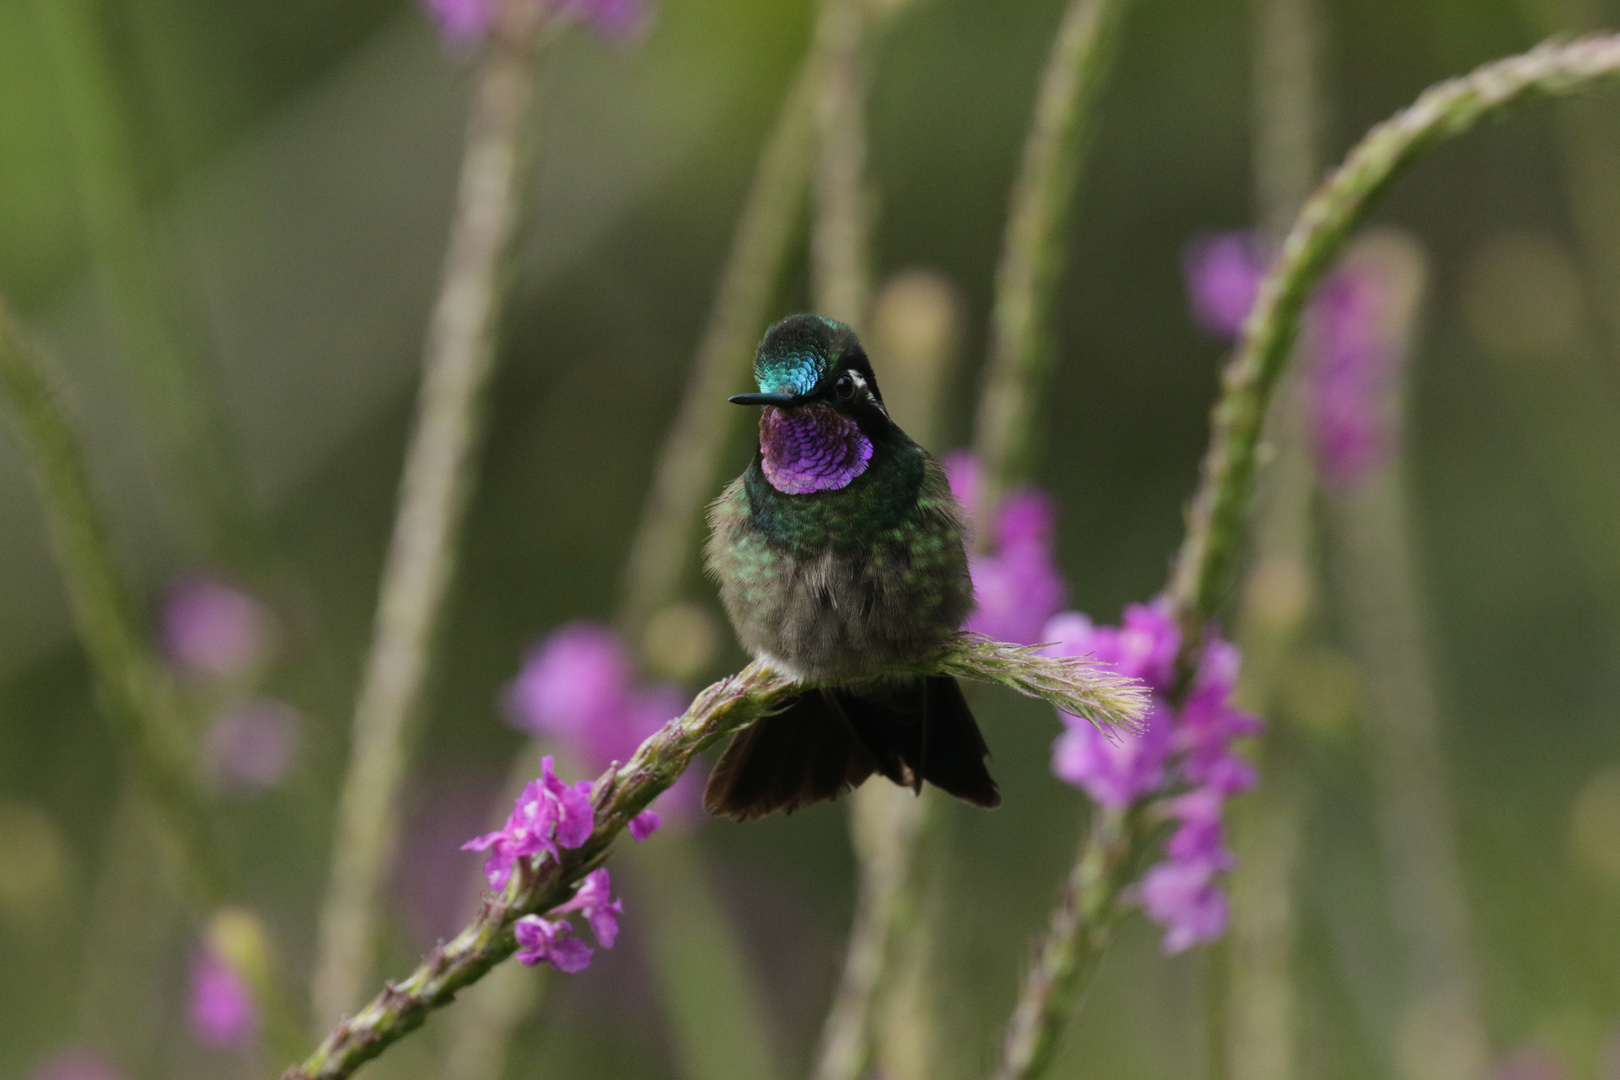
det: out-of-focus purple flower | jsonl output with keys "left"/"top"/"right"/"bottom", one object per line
{"left": 424, "top": 0, "right": 490, "bottom": 42}
{"left": 629, "top": 809, "right": 662, "bottom": 841}
{"left": 160, "top": 575, "right": 269, "bottom": 680}
{"left": 188, "top": 942, "right": 258, "bottom": 1049}
{"left": 1182, "top": 229, "right": 1424, "bottom": 490}
{"left": 421, "top": 0, "right": 647, "bottom": 47}
{"left": 204, "top": 699, "right": 301, "bottom": 794}
{"left": 1183, "top": 232, "right": 1270, "bottom": 338}
{"left": 1140, "top": 852, "right": 1229, "bottom": 954}
{"left": 1304, "top": 241, "right": 1422, "bottom": 489}
{"left": 513, "top": 914, "right": 594, "bottom": 972}
{"left": 554, "top": 0, "right": 647, "bottom": 37}
{"left": 1041, "top": 596, "right": 1260, "bottom": 953}
{"left": 508, "top": 623, "right": 634, "bottom": 762}
{"left": 461, "top": 756, "right": 595, "bottom": 890}
{"left": 942, "top": 452, "right": 1069, "bottom": 646}
{"left": 506, "top": 622, "right": 697, "bottom": 819}
{"left": 29, "top": 1050, "right": 123, "bottom": 1080}
{"left": 1176, "top": 640, "right": 1263, "bottom": 796}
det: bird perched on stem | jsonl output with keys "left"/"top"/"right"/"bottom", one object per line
{"left": 704, "top": 314, "right": 1000, "bottom": 819}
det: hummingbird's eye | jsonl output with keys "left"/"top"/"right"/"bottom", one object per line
{"left": 834, "top": 373, "right": 857, "bottom": 401}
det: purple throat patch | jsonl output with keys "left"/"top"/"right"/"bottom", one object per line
{"left": 760, "top": 404, "right": 873, "bottom": 495}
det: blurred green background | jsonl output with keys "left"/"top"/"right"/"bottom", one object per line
{"left": 3, "top": 0, "right": 1620, "bottom": 1077}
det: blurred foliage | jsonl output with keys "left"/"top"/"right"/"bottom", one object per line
{"left": 4, "top": 0, "right": 1620, "bottom": 1077}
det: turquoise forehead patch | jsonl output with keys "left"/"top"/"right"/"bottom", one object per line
{"left": 755, "top": 353, "right": 825, "bottom": 397}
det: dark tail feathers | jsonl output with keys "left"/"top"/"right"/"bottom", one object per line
{"left": 703, "top": 676, "right": 1001, "bottom": 821}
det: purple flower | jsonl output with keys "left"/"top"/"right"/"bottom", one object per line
{"left": 1044, "top": 611, "right": 1173, "bottom": 809}
{"left": 1183, "top": 232, "right": 1269, "bottom": 339}
{"left": 188, "top": 942, "right": 257, "bottom": 1048}
{"left": 160, "top": 575, "right": 269, "bottom": 680}
{"left": 29, "top": 1050, "right": 123, "bottom": 1080}
{"left": 204, "top": 699, "right": 300, "bottom": 794}
{"left": 461, "top": 756, "right": 596, "bottom": 890}
{"left": 513, "top": 914, "right": 594, "bottom": 972}
{"left": 629, "top": 809, "right": 662, "bottom": 841}
{"left": 506, "top": 622, "right": 697, "bottom": 819}
{"left": 421, "top": 0, "right": 647, "bottom": 46}
{"left": 943, "top": 452, "right": 1070, "bottom": 646}
{"left": 511, "top": 867, "right": 628, "bottom": 973}
{"left": 554, "top": 868, "right": 623, "bottom": 947}
{"left": 1041, "top": 597, "right": 1260, "bottom": 953}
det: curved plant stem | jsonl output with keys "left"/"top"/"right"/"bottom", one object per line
{"left": 616, "top": 60, "right": 816, "bottom": 645}
{"left": 284, "top": 638, "right": 1147, "bottom": 1080}
{"left": 810, "top": 0, "right": 873, "bottom": 327}
{"left": 30, "top": 0, "right": 262, "bottom": 570}
{"left": 1168, "top": 33, "right": 1620, "bottom": 625}
{"left": 0, "top": 295, "right": 229, "bottom": 905}
{"left": 310, "top": 0, "right": 548, "bottom": 1027}
{"left": 992, "top": 33, "right": 1620, "bottom": 1080}
{"left": 972, "top": 0, "right": 1132, "bottom": 535}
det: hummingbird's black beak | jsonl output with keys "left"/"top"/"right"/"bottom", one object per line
{"left": 729, "top": 392, "right": 797, "bottom": 406}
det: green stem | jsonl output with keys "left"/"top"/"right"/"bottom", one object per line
{"left": 30, "top": 0, "right": 263, "bottom": 569}
{"left": 615, "top": 60, "right": 816, "bottom": 646}
{"left": 0, "top": 294, "right": 229, "bottom": 905}
{"left": 971, "top": 0, "right": 1132, "bottom": 533}
{"left": 993, "top": 32, "right": 1620, "bottom": 1080}
{"left": 810, "top": 0, "right": 873, "bottom": 327}
{"left": 310, "top": 0, "right": 548, "bottom": 1028}
{"left": 993, "top": 809, "right": 1133, "bottom": 1080}
{"left": 1169, "top": 33, "right": 1620, "bottom": 627}
{"left": 284, "top": 638, "right": 1146, "bottom": 1080}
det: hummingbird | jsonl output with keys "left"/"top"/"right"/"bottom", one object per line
{"left": 702, "top": 314, "right": 1001, "bottom": 820}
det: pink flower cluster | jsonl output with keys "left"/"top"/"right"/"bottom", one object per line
{"left": 1042, "top": 598, "right": 1261, "bottom": 953}
{"left": 422, "top": 0, "right": 646, "bottom": 46}
{"left": 512, "top": 868, "right": 624, "bottom": 972}
{"left": 463, "top": 755, "right": 648, "bottom": 891}
{"left": 506, "top": 621, "right": 694, "bottom": 818}
{"left": 1183, "top": 230, "right": 1408, "bottom": 489}
{"left": 944, "top": 452, "right": 1069, "bottom": 646}
{"left": 461, "top": 758, "right": 652, "bottom": 972}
